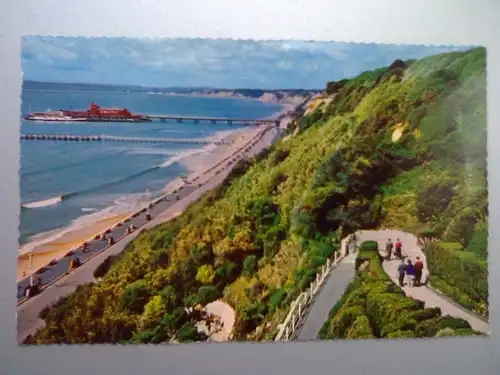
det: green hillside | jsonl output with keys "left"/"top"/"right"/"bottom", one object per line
{"left": 27, "top": 46, "right": 487, "bottom": 344}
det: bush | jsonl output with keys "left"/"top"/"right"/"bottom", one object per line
{"left": 121, "top": 280, "right": 152, "bottom": 314}
{"left": 346, "top": 315, "right": 374, "bottom": 339}
{"left": 178, "top": 323, "right": 200, "bottom": 342}
{"left": 93, "top": 255, "right": 118, "bottom": 279}
{"left": 308, "top": 255, "right": 327, "bottom": 270}
{"left": 415, "top": 315, "right": 471, "bottom": 337}
{"left": 387, "top": 330, "right": 415, "bottom": 339}
{"left": 196, "top": 265, "right": 216, "bottom": 285}
{"left": 198, "top": 285, "right": 220, "bottom": 305}
{"left": 466, "top": 223, "right": 488, "bottom": 258}
{"left": 242, "top": 255, "right": 258, "bottom": 277}
{"left": 360, "top": 241, "right": 378, "bottom": 252}
{"left": 299, "top": 269, "right": 318, "bottom": 291}
{"left": 268, "top": 288, "right": 287, "bottom": 312}
{"left": 416, "top": 183, "right": 455, "bottom": 222}
{"left": 269, "top": 148, "right": 290, "bottom": 166}
{"left": 424, "top": 241, "right": 488, "bottom": 314}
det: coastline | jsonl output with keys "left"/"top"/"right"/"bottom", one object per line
{"left": 17, "top": 118, "right": 281, "bottom": 343}
{"left": 17, "top": 118, "right": 283, "bottom": 282}
{"left": 22, "top": 87, "right": 310, "bottom": 111}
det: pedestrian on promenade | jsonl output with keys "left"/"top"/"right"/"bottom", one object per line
{"left": 414, "top": 256, "right": 424, "bottom": 286}
{"left": 397, "top": 259, "right": 407, "bottom": 287}
{"left": 395, "top": 238, "right": 403, "bottom": 259}
{"left": 406, "top": 259, "right": 416, "bottom": 287}
{"left": 386, "top": 238, "right": 394, "bottom": 260}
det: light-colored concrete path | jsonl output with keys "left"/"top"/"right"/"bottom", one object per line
{"left": 17, "top": 126, "right": 278, "bottom": 344}
{"left": 296, "top": 256, "right": 356, "bottom": 341}
{"left": 355, "top": 229, "right": 490, "bottom": 334}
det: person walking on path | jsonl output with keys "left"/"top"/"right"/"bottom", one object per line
{"left": 395, "top": 238, "right": 403, "bottom": 260}
{"left": 397, "top": 259, "right": 407, "bottom": 287}
{"left": 414, "top": 256, "right": 424, "bottom": 286}
{"left": 405, "top": 259, "right": 416, "bottom": 287}
{"left": 385, "top": 238, "right": 394, "bottom": 260}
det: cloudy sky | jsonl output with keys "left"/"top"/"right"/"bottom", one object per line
{"left": 22, "top": 37, "right": 470, "bottom": 90}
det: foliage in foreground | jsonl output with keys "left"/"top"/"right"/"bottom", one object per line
{"left": 28, "top": 47, "right": 487, "bottom": 344}
{"left": 318, "top": 241, "right": 482, "bottom": 340}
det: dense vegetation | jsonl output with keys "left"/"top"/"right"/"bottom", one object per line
{"left": 27, "top": 47, "right": 487, "bottom": 344}
{"left": 318, "top": 241, "right": 481, "bottom": 340}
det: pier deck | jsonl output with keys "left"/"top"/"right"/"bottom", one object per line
{"left": 20, "top": 133, "right": 226, "bottom": 145}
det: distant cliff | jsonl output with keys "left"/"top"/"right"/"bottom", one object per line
{"left": 22, "top": 80, "right": 318, "bottom": 106}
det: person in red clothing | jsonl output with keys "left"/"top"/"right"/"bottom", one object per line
{"left": 395, "top": 238, "right": 402, "bottom": 259}
{"left": 414, "top": 256, "right": 424, "bottom": 286}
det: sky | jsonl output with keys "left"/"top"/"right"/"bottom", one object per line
{"left": 22, "top": 37, "right": 471, "bottom": 90}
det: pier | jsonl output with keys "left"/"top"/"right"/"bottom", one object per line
{"left": 20, "top": 133, "right": 226, "bottom": 145}
{"left": 147, "top": 115, "right": 279, "bottom": 126}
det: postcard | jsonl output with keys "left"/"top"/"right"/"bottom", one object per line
{"left": 17, "top": 37, "right": 488, "bottom": 345}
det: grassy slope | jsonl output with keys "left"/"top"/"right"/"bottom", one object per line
{"left": 28, "top": 47, "right": 487, "bottom": 344}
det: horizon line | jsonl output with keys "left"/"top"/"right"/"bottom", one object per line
{"left": 22, "top": 79, "right": 323, "bottom": 92}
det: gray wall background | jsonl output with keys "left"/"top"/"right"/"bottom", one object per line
{"left": 0, "top": 1, "right": 498, "bottom": 374}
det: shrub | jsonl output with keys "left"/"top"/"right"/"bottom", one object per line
{"left": 360, "top": 240, "right": 378, "bottom": 252}
{"left": 415, "top": 315, "right": 471, "bottom": 337}
{"left": 269, "top": 148, "right": 290, "bottom": 166}
{"left": 242, "top": 255, "right": 258, "bottom": 277}
{"left": 268, "top": 288, "right": 287, "bottom": 312}
{"left": 346, "top": 315, "right": 374, "bottom": 339}
{"left": 121, "top": 280, "right": 152, "bottom": 314}
{"left": 196, "top": 265, "right": 216, "bottom": 285}
{"left": 466, "top": 223, "right": 488, "bottom": 258}
{"left": 387, "top": 330, "right": 415, "bottom": 339}
{"left": 424, "top": 241, "right": 488, "bottom": 313}
{"left": 93, "top": 255, "right": 118, "bottom": 279}
{"left": 308, "top": 255, "right": 327, "bottom": 270}
{"left": 139, "top": 295, "right": 169, "bottom": 331}
{"left": 178, "top": 323, "right": 200, "bottom": 342}
{"left": 299, "top": 269, "right": 318, "bottom": 291}
{"left": 198, "top": 285, "right": 220, "bottom": 305}
{"left": 330, "top": 305, "right": 365, "bottom": 338}
{"left": 416, "top": 183, "right": 455, "bottom": 222}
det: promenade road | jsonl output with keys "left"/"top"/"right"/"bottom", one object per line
{"left": 17, "top": 126, "right": 278, "bottom": 343}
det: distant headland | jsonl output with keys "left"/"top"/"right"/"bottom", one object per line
{"left": 22, "top": 80, "right": 320, "bottom": 106}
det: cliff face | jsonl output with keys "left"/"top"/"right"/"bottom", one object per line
{"left": 187, "top": 90, "right": 313, "bottom": 106}
{"left": 29, "top": 47, "right": 487, "bottom": 344}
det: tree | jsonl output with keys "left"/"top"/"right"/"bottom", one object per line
{"left": 121, "top": 280, "right": 152, "bottom": 314}
{"left": 139, "top": 295, "right": 168, "bottom": 331}
{"left": 242, "top": 255, "right": 257, "bottom": 277}
{"left": 196, "top": 265, "right": 216, "bottom": 284}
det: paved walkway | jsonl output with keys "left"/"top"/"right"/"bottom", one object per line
{"left": 17, "top": 126, "right": 278, "bottom": 343}
{"left": 296, "top": 256, "right": 355, "bottom": 341}
{"left": 355, "top": 229, "right": 490, "bottom": 334}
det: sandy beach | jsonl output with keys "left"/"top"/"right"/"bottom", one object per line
{"left": 17, "top": 124, "right": 267, "bottom": 282}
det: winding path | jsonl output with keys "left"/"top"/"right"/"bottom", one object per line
{"left": 355, "top": 229, "right": 490, "bottom": 334}
{"left": 294, "top": 229, "right": 490, "bottom": 341}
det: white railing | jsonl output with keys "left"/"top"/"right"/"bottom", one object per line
{"left": 274, "top": 249, "right": 348, "bottom": 341}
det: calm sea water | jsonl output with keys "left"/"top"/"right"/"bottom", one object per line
{"left": 20, "top": 89, "right": 281, "bottom": 246}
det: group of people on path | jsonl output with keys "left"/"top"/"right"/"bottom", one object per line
{"left": 386, "top": 238, "right": 425, "bottom": 287}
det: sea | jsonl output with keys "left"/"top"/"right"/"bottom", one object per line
{"left": 20, "top": 88, "right": 282, "bottom": 251}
